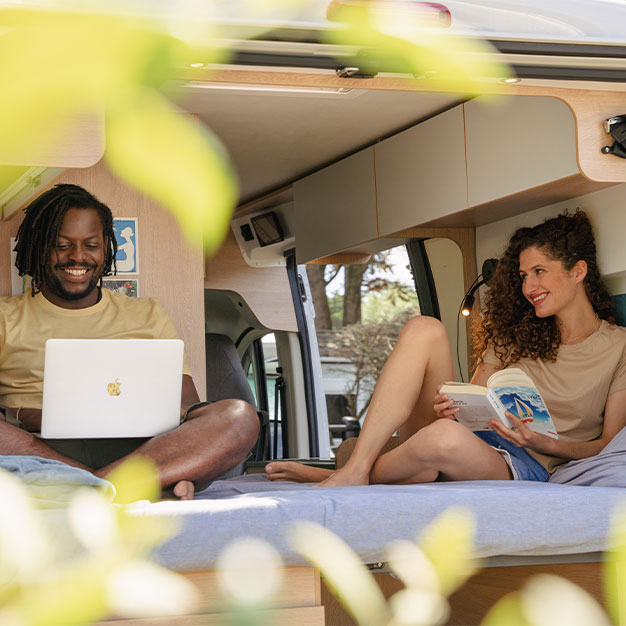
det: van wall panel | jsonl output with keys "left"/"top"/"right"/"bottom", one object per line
{"left": 465, "top": 96, "right": 578, "bottom": 208}
{"left": 293, "top": 148, "right": 377, "bottom": 263}
{"left": 475, "top": 183, "right": 626, "bottom": 294}
{"left": 375, "top": 106, "right": 467, "bottom": 234}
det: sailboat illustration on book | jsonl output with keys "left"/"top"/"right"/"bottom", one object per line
{"left": 513, "top": 397, "right": 534, "bottom": 423}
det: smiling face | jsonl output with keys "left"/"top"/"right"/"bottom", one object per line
{"left": 519, "top": 245, "right": 586, "bottom": 319}
{"left": 41, "top": 207, "right": 107, "bottom": 309}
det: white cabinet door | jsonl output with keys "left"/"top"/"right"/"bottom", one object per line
{"left": 375, "top": 105, "right": 467, "bottom": 235}
{"left": 465, "top": 96, "right": 578, "bottom": 208}
{"left": 293, "top": 147, "right": 377, "bottom": 263}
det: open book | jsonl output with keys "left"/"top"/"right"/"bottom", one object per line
{"left": 439, "top": 368, "right": 558, "bottom": 439}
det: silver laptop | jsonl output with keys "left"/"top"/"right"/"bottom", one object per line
{"left": 41, "top": 339, "right": 184, "bottom": 438}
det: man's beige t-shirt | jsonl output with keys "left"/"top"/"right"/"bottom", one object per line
{"left": 0, "top": 289, "right": 192, "bottom": 410}
{"left": 482, "top": 321, "right": 626, "bottom": 474}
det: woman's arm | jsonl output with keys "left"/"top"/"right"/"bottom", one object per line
{"left": 490, "top": 388, "right": 626, "bottom": 460}
{"left": 434, "top": 361, "right": 500, "bottom": 419}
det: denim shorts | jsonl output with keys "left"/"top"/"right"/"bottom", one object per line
{"left": 473, "top": 430, "right": 549, "bottom": 482}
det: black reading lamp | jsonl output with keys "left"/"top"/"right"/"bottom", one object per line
{"left": 461, "top": 258, "right": 498, "bottom": 317}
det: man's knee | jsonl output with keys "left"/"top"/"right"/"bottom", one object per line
{"left": 193, "top": 399, "right": 260, "bottom": 448}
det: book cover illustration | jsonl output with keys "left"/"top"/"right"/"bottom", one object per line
{"left": 489, "top": 384, "right": 557, "bottom": 437}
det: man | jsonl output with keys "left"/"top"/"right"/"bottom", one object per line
{"left": 0, "top": 184, "right": 259, "bottom": 499}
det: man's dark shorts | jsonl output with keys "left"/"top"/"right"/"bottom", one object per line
{"left": 42, "top": 401, "right": 212, "bottom": 469}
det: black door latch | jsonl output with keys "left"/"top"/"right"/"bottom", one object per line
{"left": 602, "top": 115, "right": 626, "bottom": 159}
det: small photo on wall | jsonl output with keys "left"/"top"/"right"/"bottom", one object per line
{"left": 113, "top": 218, "right": 138, "bottom": 274}
{"left": 103, "top": 278, "right": 139, "bottom": 298}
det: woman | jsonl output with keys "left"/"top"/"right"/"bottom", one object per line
{"left": 266, "top": 212, "right": 626, "bottom": 486}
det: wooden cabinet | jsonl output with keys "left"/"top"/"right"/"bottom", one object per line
{"left": 376, "top": 105, "right": 467, "bottom": 236}
{"left": 293, "top": 148, "right": 377, "bottom": 263}
{"left": 465, "top": 96, "right": 578, "bottom": 208}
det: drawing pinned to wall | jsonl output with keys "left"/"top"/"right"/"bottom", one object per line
{"left": 10, "top": 237, "right": 28, "bottom": 295}
{"left": 113, "top": 218, "right": 138, "bottom": 274}
{"left": 103, "top": 278, "right": 139, "bottom": 298}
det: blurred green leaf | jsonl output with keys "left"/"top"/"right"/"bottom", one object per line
{"left": 15, "top": 559, "right": 112, "bottom": 626}
{"left": 0, "top": 470, "right": 52, "bottom": 585}
{"left": 481, "top": 592, "right": 529, "bottom": 626}
{"left": 324, "top": 3, "right": 511, "bottom": 94}
{"left": 107, "top": 559, "right": 200, "bottom": 618}
{"left": 419, "top": 507, "right": 477, "bottom": 596}
{"left": 385, "top": 540, "right": 439, "bottom": 594}
{"left": 291, "top": 521, "right": 391, "bottom": 626}
{"left": 521, "top": 574, "right": 611, "bottom": 626}
{"left": 105, "top": 89, "right": 237, "bottom": 253}
{"left": 388, "top": 588, "right": 449, "bottom": 626}
{"left": 105, "top": 455, "right": 161, "bottom": 505}
{"left": 606, "top": 502, "right": 626, "bottom": 626}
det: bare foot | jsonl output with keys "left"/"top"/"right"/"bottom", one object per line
{"left": 265, "top": 461, "right": 333, "bottom": 483}
{"left": 316, "top": 465, "right": 370, "bottom": 487}
{"left": 172, "top": 480, "right": 195, "bottom": 500}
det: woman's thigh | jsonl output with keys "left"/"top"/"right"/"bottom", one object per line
{"left": 372, "top": 420, "right": 512, "bottom": 484}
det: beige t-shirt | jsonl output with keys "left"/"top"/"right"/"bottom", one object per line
{"left": 0, "top": 289, "right": 192, "bottom": 409}
{"left": 482, "top": 321, "right": 626, "bottom": 474}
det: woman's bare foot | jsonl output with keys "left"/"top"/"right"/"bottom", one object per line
{"left": 265, "top": 461, "right": 333, "bottom": 482}
{"left": 172, "top": 480, "right": 194, "bottom": 500}
{"left": 316, "top": 465, "right": 370, "bottom": 487}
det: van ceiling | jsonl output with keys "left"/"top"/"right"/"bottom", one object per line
{"left": 177, "top": 85, "right": 463, "bottom": 204}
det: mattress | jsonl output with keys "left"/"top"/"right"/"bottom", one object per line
{"left": 126, "top": 476, "right": 626, "bottom": 571}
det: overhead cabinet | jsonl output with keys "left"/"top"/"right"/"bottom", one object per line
{"left": 464, "top": 96, "right": 579, "bottom": 208}
{"left": 375, "top": 106, "right": 467, "bottom": 237}
{"left": 293, "top": 95, "right": 608, "bottom": 261}
{"left": 293, "top": 148, "right": 377, "bottom": 264}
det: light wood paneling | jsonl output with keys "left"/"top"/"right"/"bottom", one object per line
{"left": 294, "top": 148, "right": 378, "bottom": 263}
{"left": 307, "top": 253, "right": 371, "bottom": 265}
{"left": 0, "top": 210, "right": 23, "bottom": 296}
{"left": 376, "top": 105, "right": 467, "bottom": 234}
{"left": 99, "top": 606, "right": 325, "bottom": 626}
{"left": 446, "top": 562, "right": 604, "bottom": 625}
{"left": 0, "top": 161, "right": 207, "bottom": 399}
{"left": 179, "top": 566, "right": 321, "bottom": 613}
{"left": 0, "top": 111, "right": 105, "bottom": 168}
{"left": 323, "top": 563, "right": 603, "bottom": 626}
{"left": 205, "top": 229, "right": 297, "bottom": 332}
{"left": 99, "top": 566, "right": 323, "bottom": 626}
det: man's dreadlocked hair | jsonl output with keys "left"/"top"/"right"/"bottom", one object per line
{"left": 14, "top": 183, "right": 117, "bottom": 295}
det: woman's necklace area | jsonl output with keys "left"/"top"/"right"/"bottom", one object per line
{"left": 560, "top": 315, "right": 601, "bottom": 345}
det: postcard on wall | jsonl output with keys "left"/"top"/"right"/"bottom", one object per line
{"left": 10, "top": 237, "right": 28, "bottom": 296}
{"left": 113, "top": 218, "right": 139, "bottom": 274}
{"left": 102, "top": 278, "right": 139, "bottom": 298}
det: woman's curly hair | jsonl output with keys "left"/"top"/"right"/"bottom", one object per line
{"left": 474, "top": 211, "right": 615, "bottom": 366}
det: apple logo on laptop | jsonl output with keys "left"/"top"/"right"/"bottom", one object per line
{"left": 107, "top": 378, "right": 121, "bottom": 396}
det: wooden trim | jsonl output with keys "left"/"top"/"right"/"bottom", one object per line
{"left": 307, "top": 253, "right": 371, "bottom": 265}
{"left": 98, "top": 566, "right": 324, "bottom": 626}
{"left": 99, "top": 606, "right": 325, "bottom": 626}
{"left": 205, "top": 230, "right": 298, "bottom": 332}
{"left": 322, "top": 563, "right": 604, "bottom": 626}
{"left": 389, "top": 226, "right": 477, "bottom": 369}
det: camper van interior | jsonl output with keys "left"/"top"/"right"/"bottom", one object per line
{"left": 2, "top": 2, "right": 626, "bottom": 624}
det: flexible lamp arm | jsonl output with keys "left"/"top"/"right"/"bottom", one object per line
{"left": 460, "top": 258, "right": 498, "bottom": 317}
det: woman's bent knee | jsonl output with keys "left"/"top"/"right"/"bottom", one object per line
{"left": 408, "top": 419, "right": 470, "bottom": 460}
{"left": 400, "top": 316, "right": 448, "bottom": 344}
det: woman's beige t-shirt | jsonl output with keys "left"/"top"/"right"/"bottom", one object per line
{"left": 482, "top": 321, "right": 626, "bottom": 474}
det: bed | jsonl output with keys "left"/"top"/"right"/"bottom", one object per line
{"left": 101, "top": 475, "right": 624, "bottom": 625}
